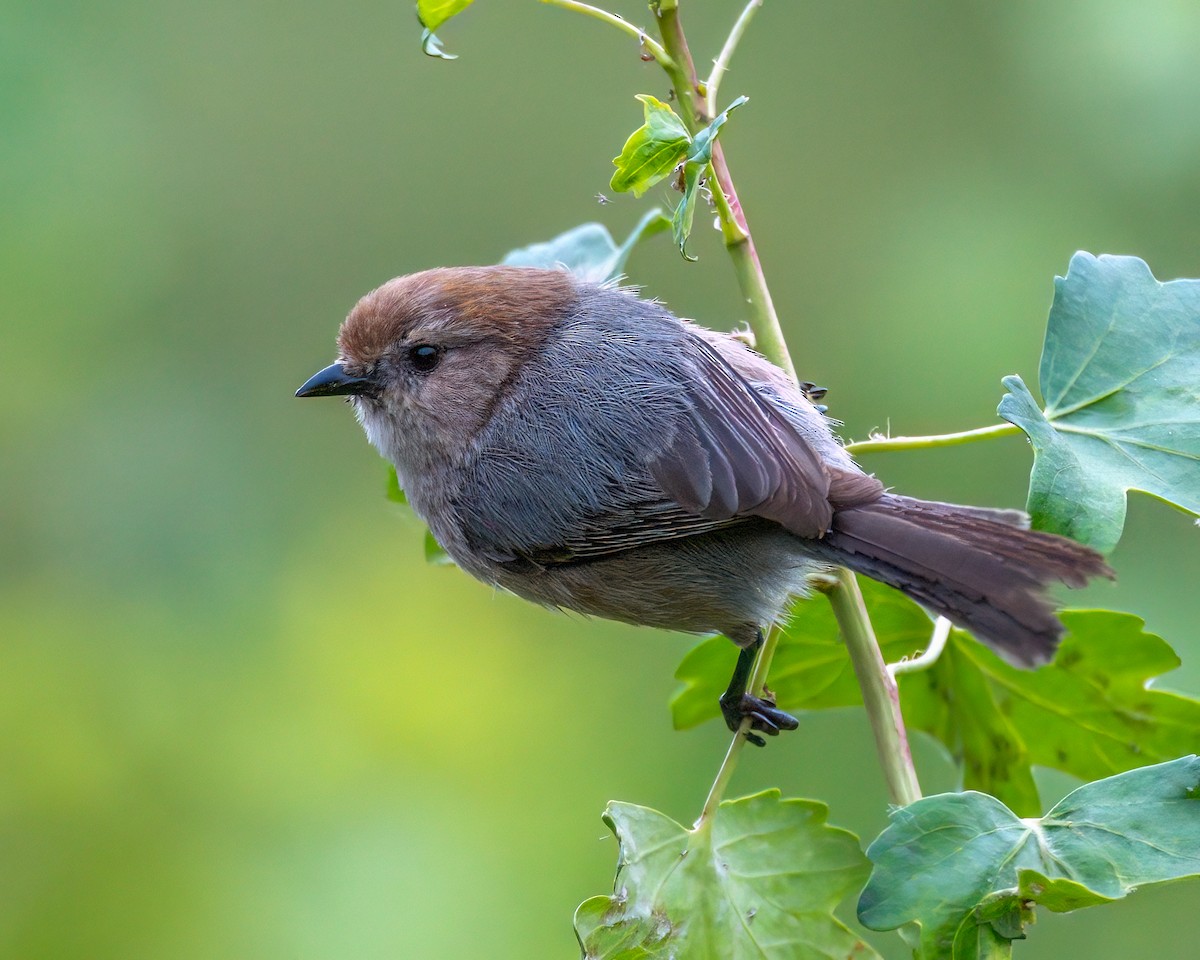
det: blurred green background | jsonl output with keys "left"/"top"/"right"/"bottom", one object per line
{"left": 3, "top": 1, "right": 1198, "bottom": 957}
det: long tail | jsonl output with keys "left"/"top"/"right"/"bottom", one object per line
{"left": 819, "top": 494, "right": 1113, "bottom": 667}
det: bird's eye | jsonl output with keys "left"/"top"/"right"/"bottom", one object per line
{"left": 408, "top": 343, "right": 442, "bottom": 373}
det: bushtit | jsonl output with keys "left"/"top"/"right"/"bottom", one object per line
{"left": 298, "top": 266, "right": 1110, "bottom": 743}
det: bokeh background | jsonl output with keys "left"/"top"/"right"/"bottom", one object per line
{"left": 3, "top": 1, "right": 1198, "bottom": 957}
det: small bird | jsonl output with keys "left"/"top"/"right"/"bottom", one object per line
{"left": 297, "top": 266, "right": 1111, "bottom": 743}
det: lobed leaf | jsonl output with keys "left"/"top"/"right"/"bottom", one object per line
{"left": 903, "top": 609, "right": 1200, "bottom": 815}
{"left": 575, "top": 791, "right": 877, "bottom": 960}
{"left": 671, "top": 579, "right": 930, "bottom": 729}
{"left": 672, "top": 586, "right": 1200, "bottom": 816}
{"left": 998, "top": 253, "right": 1200, "bottom": 553}
{"left": 858, "top": 757, "right": 1200, "bottom": 958}
{"left": 899, "top": 628, "right": 1038, "bottom": 815}
{"left": 610, "top": 96, "right": 692, "bottom": 198}
{"left": 500, "top": 208, "right": 669, "bottom": 283}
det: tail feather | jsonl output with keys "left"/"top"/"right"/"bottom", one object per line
{"left": 821, "top": 494, "right": 1113, "bottom": 667}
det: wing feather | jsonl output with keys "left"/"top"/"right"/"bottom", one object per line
{"left": 649, "top": 338, "right": 838, "bottom": 538}
{"left": 490, "top": 328, "right": 882, "bottom": 569}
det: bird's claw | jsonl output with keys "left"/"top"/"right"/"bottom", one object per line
{"left": 719, "top": 691, "right": 799, "bottom": 747}
{"left": 798, "top": 381, "right": 829, "bottom": 413}
{"left": 799, "top": 381, "right": 828, "bottom": 402}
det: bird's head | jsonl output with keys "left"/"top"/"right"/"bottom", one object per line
{"left": 296, "top": 265, "right": 578, "bottom": 477}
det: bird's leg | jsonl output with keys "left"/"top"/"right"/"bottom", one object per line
{"left": 718, "top": 630, "right": 800, "bottom": 747}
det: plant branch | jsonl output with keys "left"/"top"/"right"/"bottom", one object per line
{"left": 747, "top": 622, "right": 782, "bottom": 698}
{"left": 820, "top": 569, "right": 922, "bottom": 806}
{"left": 845, "top": 421, "right": 1020, "bottom": 455}
{"left": 656, "top": 5, "right": 916, "bottom": 809}
{"left": 707, "top": 149, "right": 794, "bottom": 379}
{"left": 695, "top": 720, "right": 748, "bottom": 829}
{"left": 705, "top": 0, "right": 761, "bottom": 118}
{"left": 654, "top": 9, "right": 804, "bottom": 765}
{"left": 654, "top": 1, "right": 706, "bottom": 126}
{"left": 888, "top": 615, "right": 951, "bottom": 678}
{"left": 540, "top": 0, "right": 674, "bottom": 68}
{"left": 655, "top": 3, "right": 796, "bottom": 380}
{"left": 694, "top": 622, "right": 785, "bottom": 829}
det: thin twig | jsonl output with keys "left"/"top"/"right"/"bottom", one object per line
{"left": 540, "top": 0, "right": 674, "bottom": 68}
{"left": 705, "top": 0, "right": 761, "bottom": 118}
{"left": 694, "top": 622, "right": 784, "bottom": 829}
{"left": 695, "top": 720, "right": 748, "bottom": 829}
{"left": 655, "top": 1, "right": 705, "bottom": 127}
{"left": 845, "top": 422, "right": 1020, "bottom": 455}
{"left": 889, "top": 616, "right": 952, "bottom": 678}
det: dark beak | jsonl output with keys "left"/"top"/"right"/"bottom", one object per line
{"left": 295, "top": 362, "right": 377, "bottom": 398}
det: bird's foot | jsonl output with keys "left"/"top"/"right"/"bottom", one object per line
{"left": 799, "top": 381, "right": 828, "bottom": 401}
{"left": 719, "top": 688, "right": 799, "bottom": 747}
{"left": 799, "top": 381, "right": 829, "bottom": 413}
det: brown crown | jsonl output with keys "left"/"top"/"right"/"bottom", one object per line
{"left": 337, "top": 266, "right": 578, "bottom": 364}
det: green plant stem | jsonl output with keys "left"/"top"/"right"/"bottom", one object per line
{"left": 820, "top": 569, "right": 922, "bottom": 806}
{"left": 695, "top": 620, "right": 785, "bottom": 827}
{"left": 695, "top": 718, "right": 747, "bottom": 829}
{"left": 540, "top": 0, "right": 674, "bottom": 68}
{"left": 845, "top": 421, "right": 1020, "bottom": 455}
{"left": 707, "top": 150, "right": 795, "bottom": 379}
{"left": 655, "top": 1, "right": 706, "bottom": 125}
{"left": 747, "top": 622, "right": 783, "bottom": 699}
{"left": 655, "top": 3, "right": 796, "bottom": 380}
{"left": 657, "top": 2, "right": 917, "bottom": 811}
{"left": 888, "top": 615, "right": 951, "bottom": 678}
{"left": 705, "top": 0, "right": 761, "bottom": 118}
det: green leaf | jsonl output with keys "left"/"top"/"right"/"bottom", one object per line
{"left": 671, "top": 579, "right": 931, "bottom": 730}
{"left": 672, "top": 586, "right": 1200, "bottom": 817}
{"left": 576, "top": 791, "right": 878, "bottom": 960}
{"left": 608, "top": 96, "right": 748, "bottom": 229}
{"left": 668, "top": 96, "right": 749, "bottom": 260}
{"left": 424, "top": 528, "right": 453, "bottom": 566}
{"left": 670, "top": 161, "right": 703, "bottom": 261}
{"left": 858, "top": 757, "right": 1200, "bottom": 959}
{"left": 416, "top": 1, "right": 474, "bottom": 59}
{"left": 899, "top": 627, "right": 1038, "bottom": 816}
{"left": 416, "top": 0, "right": 473, "bottom": 32}
{"left": 903, "top": 609, "right": 1200, "bottom": 815}
{"left": 574, "top": 894, "right": 670, "bottom": 959}
{"left": 385, "top": 466, "right": 407, "bottom": 505}
{"left": 1015, "top": 871, "right": 1117, "bottom": 912}
{"left": 998, "top": 253, "right": 1200, "bottom": 553}
{"left": 420, "top": 30, "right": 457, "bottom": 60}
{"left": 500, "top": 208, "right": 670, "bottom": 284}
{"left": 952, "top": 895, "right": 1020, "bottom": 960}
{"left": 384, "top": 466, "right": 452, "bottom": 565}
{"left": 688, "top": 95, "right": 748, "bottom": 165}
{"left": 610, "top": 96, "right": 692, "bottom": 198}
